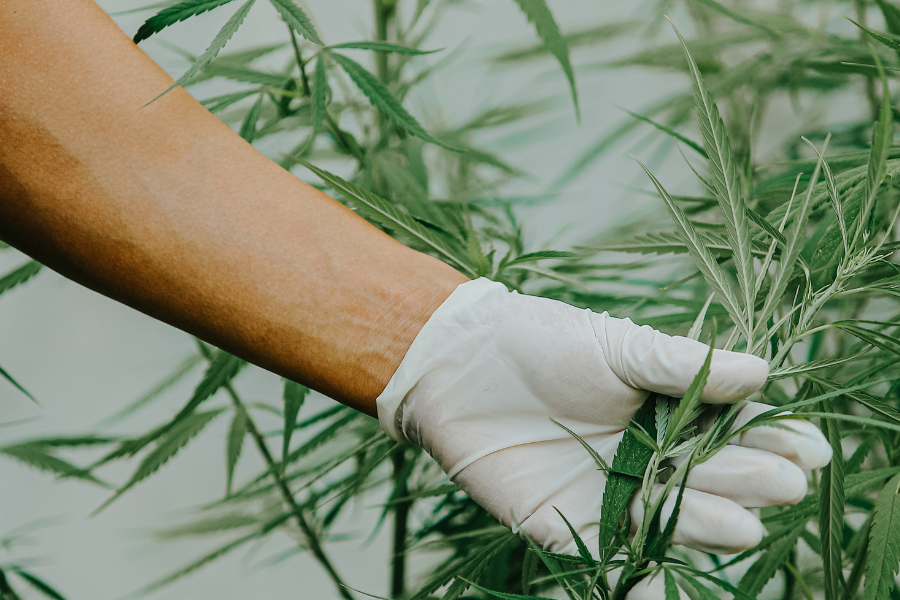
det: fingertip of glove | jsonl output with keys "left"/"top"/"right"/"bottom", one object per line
{"left": 701, "top": 350, "right": 769, "bottom": 404}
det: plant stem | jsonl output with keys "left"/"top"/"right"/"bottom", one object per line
{"left": 390, "top": 448, "right": 410, "bottom": 598}
{"left": 0, "top": 568, "right": 21, "bottom": 600}
{"left": 288, "top": 29, "right": 312, "bottom": 97}
{"left": 223, "top": 382, "right": 354, "bottom": 600}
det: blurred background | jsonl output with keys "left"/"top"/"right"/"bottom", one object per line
{"left": 0, "top": 1, "right": 876, "bottom": 598}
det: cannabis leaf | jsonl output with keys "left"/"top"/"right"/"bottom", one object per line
{"left": 671, "top": 19, "right": 755, "bottom": 336}
{"left": 146, "top": 0, "right": 257, "bottom": 105}
{"left": 511, "top": 0, "right": 579, "bottom": 121}
{"left": 133, "top": 0, "right": 237, "bottom": 43}
{"left": 864, "top": 472, "right": 900, "bottom": 599}
{"left": 328, "top": 52, "right": 460, "bottom": 150}
{"left": 268, "top": 0, "right": 322, "bottom": 45}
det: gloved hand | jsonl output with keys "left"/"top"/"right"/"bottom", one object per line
{"left": 377, "top": 279, "right": 831, "bottom": 562}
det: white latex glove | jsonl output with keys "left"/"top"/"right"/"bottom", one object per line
{"left": 377, "top": 279, "right": 832, "bottom": 565}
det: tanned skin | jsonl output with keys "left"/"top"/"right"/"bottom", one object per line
{"left": 0, "top": 0, "right": 469, "bottom": 416}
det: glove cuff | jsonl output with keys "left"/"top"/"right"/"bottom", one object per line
{"left": 375, "top": 277, "right": 507, "bottom": 442}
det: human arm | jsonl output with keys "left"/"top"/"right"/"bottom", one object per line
{"left": 0, "top": 0, "right": 467, "bottom": 415}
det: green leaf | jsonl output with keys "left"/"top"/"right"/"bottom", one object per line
{"left": 282, "top": 379, "right": 307, "bottom": 466}
{"left": 664, "top": 339, "right": 714, "bottom": 449}
{"left": 461, "top": 579, "right": 555, "bottom": 600}
{"left": 306, "top": 53, "right": 330, "bottom": 150}
{"left": 635, "top": 159, "right": 745, "bottom": 334}
{"left": 690, "top": 0, "right": 780, "bottom": 35}
{"left": 664, "top": 570, "right": 680, "bottom": 600}
{"left": 738, "top": 519, "right": 805, "bottom": 596}
{"left": 268, "top": 0, "right": 322, "bottom": 44}
{"left": 238, "top": 93, "right": 264, "bottom": 142}
{"left": 620, "top": 106, "right": 707, "bottom": 157}
{"left": 848, "top": 18, "right": 900, "bottom": 54}
{"left": 133, "top": 0, "right": 237, "bottom": 43}
{"left": 0, "top": 261, "right": 42, "bottom": 296}
{"left": 225, "top": 406, "right": 247, "bottom": 495}
{"left": 877, "top": 0, "right": 900, "bottom": 36}
{"left": 510, "top": 0, "right": 578, "bottom": 121}
{"left": 298, "top": 161, "right": 475, "bottom": 276}
{"left": 671, "top": 20, "right": 755, "bottom": 333}
{"left": 1, "top": 444, "right": 106, "bottom": 486}
{"left": 328, "top": 52, "right": 459, "bottom": 151}
{"left": 0, "top": 362, "right": 38, "bottom": 404}
{"left": 504, "top": 250, "right": 577, "bottom": 267}
{"left": 11, "top": 569, "right": 67, "bottom": 600}
{"left": 97, "top": 409, "right": 224, "bottom": 512}
{"left": 864, "top": 472, "right": 900, "bottom": 600}
{"left": 326, "top": 41, "right": 440, "bottom": 55}
{"left": 758, "top": 136, "right": 827, "bottom": 327}
{"left": 551, "top": 419, "right": 609, "bottom": 472}
{"left": 858, "top": 46, "right": 893, "bottom": 246}
{"left": 551, "top": 508, "right": 594, "bottom": 567}
{"left": 819, "top": 401, "right": 845, "bottom": 600}
{"left": 592, "top": 230, "right": 742, "bottom": 257}
{"left": 598, "top": 394, "right": 657, "bottom": 559}
{"left": 146, "top": 0, "right": 257, "bottom": 105}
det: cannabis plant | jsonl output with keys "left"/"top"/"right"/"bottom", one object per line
{"left": 5, "top": 1, "right": 900, "bottom": 599}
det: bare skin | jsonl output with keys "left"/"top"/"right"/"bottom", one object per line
{"left": 0, "top": 0, "right": 468, "bottom": 416}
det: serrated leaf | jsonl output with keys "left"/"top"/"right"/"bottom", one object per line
{"left": 306, "top": 53, "right": 330, "bottom": 149}
{"left": 96, "top": 409, "right": 224, "bottom": 512}
{"left": 767, "top": 354, "right": 863, "bottom": 379}
{"left": 504, "top": 250, "right": 576, "bottom": 267}
{"left": 671, "top": 20, "right": 755, "bottom": 333}
{"left": 758, "top": 136, "right": 827, "bottom": 327}
{"left": 225, "top": 406, "right": 247, "bottom": 495}
{"left": 1, "top": 444, "right": 105, "bottom": 486}
{"left": 552, "top": 508, "right": 594, "bottom": 567}
{"left": 664, "top": 340, "right": 714, "bottom": 448}
{"left": 238, "top": 93, "right": 264, "bottom": 142}
{"left": 858, "top": 46, "right": 893, "bottom": 246}
{"left": 328, "top": 52, "right": 459, "bottom": 150}
{"left": 298, "top": 161, "right": 475, "bottom": 276}
{"left": 282, "top": 379, "right": 307, "bottom": 466}
{"left": 864, "top": 472, "right": 900, "bottom": 600}
{"left": 133, "top": 0, "right": 237, "bottom": 43}
{"left": 461, "top": 580, "right": 555, "bottom": 600}
{"left": 598, "top": 394, "right": 657, "bottom": 559}
{"left": 636, "top": 159, "right": 746, "bottom": 334}
{"left": 326, "top": 41, "right": 440, "bottom": 55}
{"left": 620, "top": 106, "right": 707, "bottom": 157}
{"left": 592, "top": 230, "right": 744, "bottom": 257}
{"left": 0, "top": 261, "right": 42, "bottom": 296}
{"left": 511, "top": 0, "right": 579, "bottom": 121}
{"left": 819, "top": 401, "right": 845, "bottom": 600}
{"left": 268, "top": 0, "right": 322, "bottom": 44}
{"left": 146, "top": 0, "right": 257, "bottom": 105}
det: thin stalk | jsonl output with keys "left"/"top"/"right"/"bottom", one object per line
{"left": 222, "top": 383, "right": 354, "bottom": 600}
{"left": 288, "top": 29, "right": 312, "bottom": 97}
{"left": 783, "top": 562, "right": 813, "bottom": 600}
{"left": 370, "top": 1, "right": 408, "bottom": 594}
{"left": 390, "top": 448, "right": 410, "bottom": 597}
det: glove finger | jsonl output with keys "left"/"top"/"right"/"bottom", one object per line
{"left": 590, "top": 312, "right": 768, "bottom": 404}
{"left": 680, "top": 445, "right": 807, "bottom": 507}
{"left": 629, "top": 483, "right": 764, "bottom": 554}
{"left": 731, "top": 402, "right": 833, "bottom": 470}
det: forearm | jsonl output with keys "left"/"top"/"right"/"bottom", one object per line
{"left": 0, "top": 0, "right": 467, "bottom": 414}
